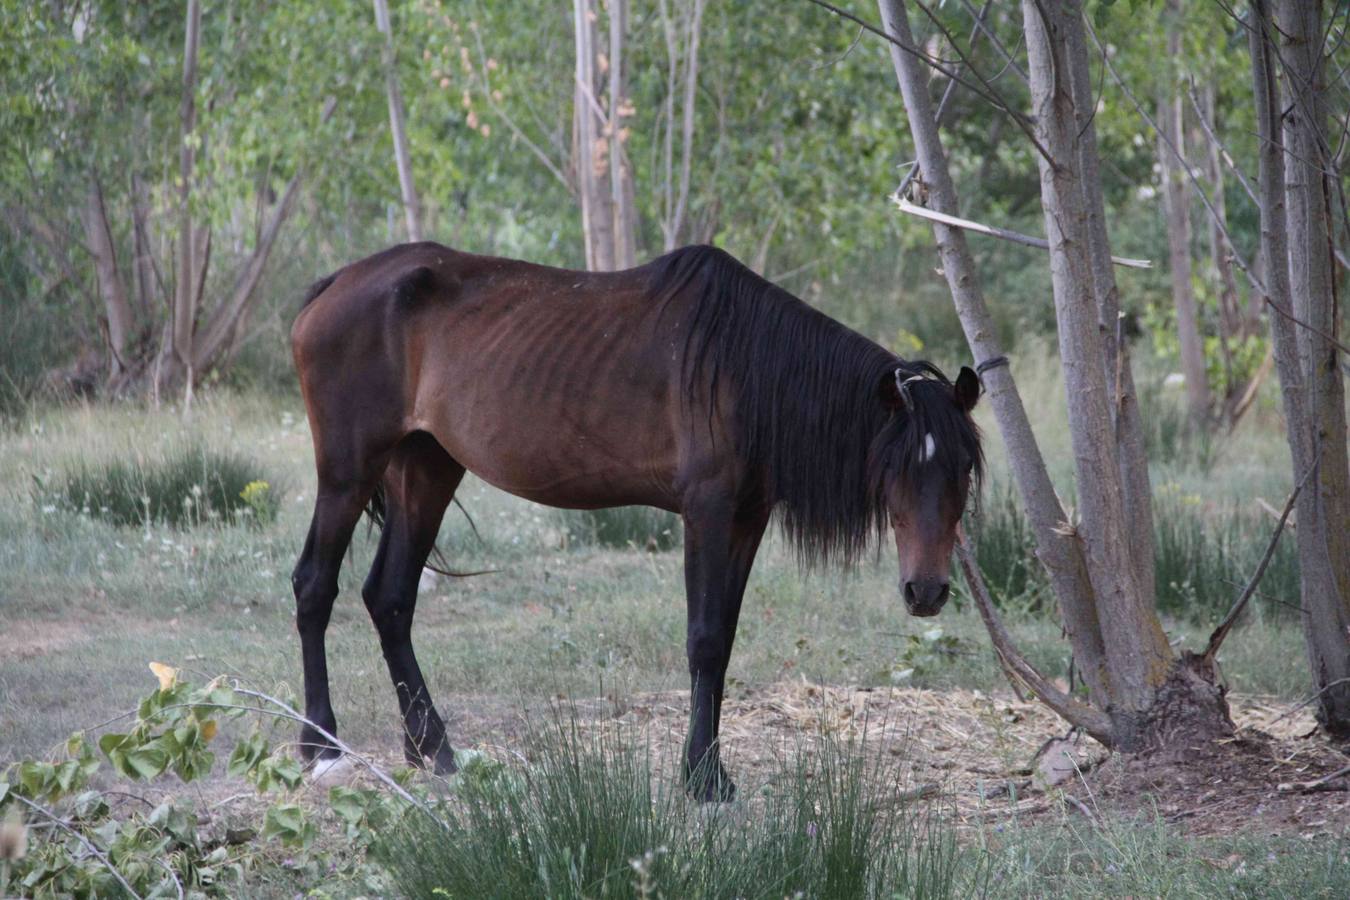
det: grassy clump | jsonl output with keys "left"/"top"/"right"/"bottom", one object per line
{"left": 556, "top": 506, "right": 682, "bottom": 552}
{"left": 38, "top": 444, "right": 282, "bottom": 528}
{"left": 377, "top": 719, "right": 980, "bottom": 899}
{"left": 966, "top": 480, "right": 1299, "bottom": 622}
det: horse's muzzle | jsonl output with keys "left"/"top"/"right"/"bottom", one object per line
{"left": 903, "top": 579, "right": 950, "bottom": 617}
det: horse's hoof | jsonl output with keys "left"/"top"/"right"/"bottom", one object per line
{"left": 432, "top": 747, "right": 459, "bottom": 776}
{"left": 309, "top": 755, "right": 356, "bottom": 784}
{"left": 685, "top": 767, "right": 737, "bottom": 803}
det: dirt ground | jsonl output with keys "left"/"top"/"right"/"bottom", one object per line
{"left": 445, "top": 680, "right": 1350, "bottom": 839}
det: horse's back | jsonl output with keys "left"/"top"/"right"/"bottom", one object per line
{"left": 293, "top": 243, "right": 689, "bottom": 508}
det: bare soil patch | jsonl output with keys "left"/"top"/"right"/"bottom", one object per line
{"left": 446, "top": 681, "right": 1350, "bottom": 838}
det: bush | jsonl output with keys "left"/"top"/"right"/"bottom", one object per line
{"left": 37, "top": 444, "right": 282, "bottom": 528}
{"left": 376, "top": 715, "right": 981, "bottom": 899}
{"left": 555, "top": 506, "right": 682, "bottom": 551}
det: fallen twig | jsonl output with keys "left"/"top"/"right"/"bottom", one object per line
{"left": 1277, "top": 763, "right": 1350, "bottom": 793}
{"left": 1262, "top": 678, "right": 1350, "bottom": 731}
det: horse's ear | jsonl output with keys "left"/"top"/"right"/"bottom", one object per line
{"left": 955, "top": 366, "right": 980, "bottom": 412}
{"left": 879, "top": 368, "right": 905, "bottom": 410}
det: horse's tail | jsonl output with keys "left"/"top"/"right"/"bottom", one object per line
{"left": 362, "top": 482, "right": 495, "bottom": 578}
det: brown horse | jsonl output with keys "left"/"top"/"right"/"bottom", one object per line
{"left": 291, "top": 242, "right": 981, "bottom": 800}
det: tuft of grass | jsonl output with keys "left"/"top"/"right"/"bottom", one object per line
{"left": 1151, "top": 489, "right": 1299, "bottom": 621}
{"left": 36, "top": 443, "right": 282, "bottom": 529}
{"left": 555, "top": 506, "right": 682, "bottom": 552}
{"left": 984, "top": 817, "right": 1350, "bottom": 898}
{"left": 967, "top": 479, "right": 1298, "bottom": 623}
{"left": 376, "top": 716, "right": 982, "bottom": 899}
{"left": 966, "top": 484, "right": 1046, "bottom": 611}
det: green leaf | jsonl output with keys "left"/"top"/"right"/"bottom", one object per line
{"left": 124, "top": 746, "right": 169, "bottom": 780}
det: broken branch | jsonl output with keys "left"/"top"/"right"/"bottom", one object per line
{"left": 893, "top": 197, "right": 1153, "bottom": 268}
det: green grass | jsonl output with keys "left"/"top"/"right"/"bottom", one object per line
{"left": 378, "top": 719, "right": 981, "bottom": 900}
{"left": 36, "top": 442, "right": 282, "bottom": 529}
{"left": 555, "top": 506, "right": 682, "bottom": 552}
{"left": 983, "top": 818, "right": 1350, "bottom": 898}
{"left": 0, "top": 359, "right": 1327, "bottom": 894}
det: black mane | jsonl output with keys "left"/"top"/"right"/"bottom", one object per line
{"left": 647, "top": 245, "right": 982, "bottom": 566}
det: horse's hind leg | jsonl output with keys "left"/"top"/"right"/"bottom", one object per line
{"left": 292, "top": 472, "right": 381, "bottom": 766}
{"left": 362, "top": 432, "right": 463, "bottom": 774}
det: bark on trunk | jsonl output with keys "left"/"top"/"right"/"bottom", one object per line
{"left": 1022, "top": 0, "right": 1175, "bottom": 746}
{"left": 82, "top": 178, "right": 135, "bottom": 381}
{"left": 878, "top": 0, "right": 1113, "bottom": 707}
{"left": 574, "top": 0, "right": 614, "bottom": 270}
{"left": 192, "top": 174, "right": 303, "bottom": 371}
{"left": 607, "top": 0, "right": 635, "bottom": 269}
{"left": 657, "top": 0, "right": 704, "bottom": 252}
{"left": 1157, "top": 0, "right": 1210, "bottom": 428}
{"left": 1063, "top": 10, "right": 1156, "bottom": 610}
{"left": 374, "top": 0, "right": 422, "bottom": 242}
{"left": 1262, "top": 0, "right": 1350, "bottom": 737}
{"left": 171, "top": 0, "right": 202, "bottom": 385}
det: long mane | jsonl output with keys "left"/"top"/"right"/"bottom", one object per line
{"left": 646, "top": 245, "right": 982, "bottom": 566}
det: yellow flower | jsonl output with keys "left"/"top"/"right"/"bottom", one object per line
{"left": 149, "top": 661, "right": 179, "bottom": 691}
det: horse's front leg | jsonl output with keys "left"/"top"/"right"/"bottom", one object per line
{"left": 681, "top": 499, "right": 769, "bottom": 802}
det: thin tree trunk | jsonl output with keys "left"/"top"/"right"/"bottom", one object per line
{"left": 1198, "top": 84, "right": 1242, "bottom": 342}
{"left": 129, "top": 172, "right": 157, "bottom": 321}
{"left": 607, "top": 0, "right": 635, "bottom": 269}
{"left": 171, "top": 0, "right": 202, "bottom": 393}
{"left": 879, "top": 0, "right": 1113, "bottom": 709}
{"left": 373, "top": 0, "right": 421, "bottom": 242}
{"left": 82, "top": 177, "right": 135, "bottom": 381}
{"left": 1266, "top": 0, "right": 1350, "bottom": 737}
{"left": 192, "top": 175, "right": 302, "bottom": 371}
{"left": 1157, "top": 0, "right": 1210, "bottom": 428}
{"left": 1023, "top": 0, "right": 1174, "bottom": 746}
{"left": 573, "top": 0, "right": 615, "bottom": 270}
{"left": 1063, "top": 9, "right": 1155, "bottom": 610}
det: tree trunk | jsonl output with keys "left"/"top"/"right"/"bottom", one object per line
{"left": 1063, "top": 9, "right": 1156, "bottom": 610}
{"left": 1022, "top": 0, "right": 1179, "bottom": 747}
{"left": 374, "top": 0, "right": 422, "bottom": 242}
{"left": 1197, "top": 85, "right": 1243, "bottom": 344}
{"left": 171, "top": 0, "right": 202, "bottom": 391}
{"left": 82, "top": 177, "right": 135, "bottom": 382}
{"left": 1157, "top": 0, "right": 1210, "bottom": 428}
{"left": 573, "top": 0, "right": 614, "bottom": 270}
{"left": 607, "top": 0, "right": 635, "bottom": 269}
{"left": 878, "top": 0, "right": 1113, "bottom": 708}
{"left": 1259, "top": 0, "right": 1350, "bottom": 737}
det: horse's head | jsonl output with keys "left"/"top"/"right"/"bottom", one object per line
{"left": 870, "top": 364, "right": 982, "bottom": 617}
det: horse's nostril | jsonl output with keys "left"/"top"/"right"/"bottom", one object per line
{"left": 936, "top": 583, "right": 950, "bottom": 605}
{"left": 903, "top": 582, "right": 918, "bottom": 604}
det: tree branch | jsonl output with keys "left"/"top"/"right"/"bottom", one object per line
{"left": 803, "top": 0, "right": 1056, "bottom": 165}
{"left": 893, "top": 197, "right": 1153, "bottom": 267}
{"left": 1202, "top": 447, "right": 1319, "bottom": 662}
{"left": 957, "top": 540, "right": 1114, "bottom": 745}
{"left": 8, "top": 794, "right": 145, "bottom": 900}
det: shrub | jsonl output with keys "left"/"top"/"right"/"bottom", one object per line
{"left": 37, "top": 444, "right": 282, "bottom": 528}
